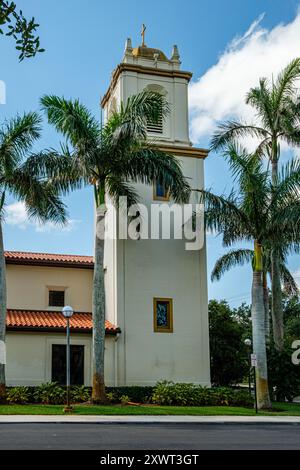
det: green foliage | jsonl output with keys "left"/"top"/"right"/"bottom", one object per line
{"left": 0, "top": 112, "right": 67, "bottom": 224}
{"left": 106, "top": 392, "right": 116, "bottom": 403}
{"left": 201, "top": 145, "right": 300, "bottom": 253}
{"left": 70, "top": 385, "right": 90, "bottom": 404}
{"left": 0, "top": 1, "right": 44, "bottom": 60}
{"left": 6, "top": 386, "right": 30, "bottom": 404}
{"left": 211, "top": 58, "right": 300, "bottom": 156}
{"left": 106, "top": 386, "right": 154, "bottom": 404}
{"left": 283, "top": 295, "right": 300, "bottom": 341}
{"left": 33, "top": 382, "right": 65, "bottom": 405}
{"left": 152, "top": 381, "right": 253, "bottom": 407}
{"left": 267, "top": 343, "right": 300, "bottom": 402}
{"left": 210, "top": 59, "right": 300, "bottom": 351}
{"left": 120, "top": 395, "right": 130, "bottom": 405}
{"left": 5, "top": 385, "right": 154, "bottom": 405}
{"left": 209, "top": 299, "right": 250, "bottom": 386}
{"left": 40, "top": 91, "right": 191, "bottom": 206}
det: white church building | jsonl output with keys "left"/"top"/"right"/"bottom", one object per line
{"left": 5, "top": 37, "right": 211, "bottom": 387}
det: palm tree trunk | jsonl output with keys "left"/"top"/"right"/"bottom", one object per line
{"left": 270, "top": 153, "right": 284, "bottom": 350}
{"left": 263, "top": 271, "right": 270, "bottom": 343}
{"left": 271, "top": 253, "right": 284, "bottom": 350}
{"left": 0, "top": 220, "right": 7, "bottom": 403}
{"left": 251, "top": 241, "right": 271, "bottom": 409}
{"left": 91, "top": 203, "right": 107, "bottom": 404}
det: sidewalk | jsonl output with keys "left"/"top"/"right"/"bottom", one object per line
{"left": 1, "top": 415, "right": 300, "bottom": 424}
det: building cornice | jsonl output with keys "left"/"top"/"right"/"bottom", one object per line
{"left": 6, "top": 326, "right": 118, "bottom": 335}
{"left": 155, "top": 144, "right": 209, "bottom": 159}
{"left": 6, "top": 259, "right": 94, "bottom": 269}
{"left": 101, "top": 63, "right": 193, "bottom": 108}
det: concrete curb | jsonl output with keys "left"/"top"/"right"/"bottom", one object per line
{"left": 1, "top": 415, "right": 300, "bottom": 424}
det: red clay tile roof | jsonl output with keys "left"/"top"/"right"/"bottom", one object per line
{"left": 6, "top": 309, "right": 119, "bottom": 334}
{"left": 5, "top": 251, "right": 94, "bottom": 268}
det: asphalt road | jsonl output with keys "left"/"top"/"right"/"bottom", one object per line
{"left": 0, "top": 423, "right": 300, "bottom": 450}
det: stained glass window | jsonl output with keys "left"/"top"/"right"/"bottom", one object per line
{"left": 154, "top": 181, "right": 169, "bottom": 201}
{"left": 153, "top": 298, "right": 173, "bottom": 333}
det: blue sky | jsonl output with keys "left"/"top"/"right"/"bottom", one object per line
{"left": 1, "top": 0, "right": 300, "bottom": 305}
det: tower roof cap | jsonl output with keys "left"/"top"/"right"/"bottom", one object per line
{"left": 132, "top": 45, "right": 170, "bottom": 62}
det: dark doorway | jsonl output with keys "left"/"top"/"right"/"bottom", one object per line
{"left": 51, "top": 345, "right": 84, "bottom": 385}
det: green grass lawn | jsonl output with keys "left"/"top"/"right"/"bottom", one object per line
{"left": 0, "top": 402, "right": 299, "bottom": 416}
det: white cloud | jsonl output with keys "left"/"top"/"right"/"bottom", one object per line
{"left": 0, "top": 80, "right": 6, "bottom": 105}
{"left": 292, "top": 268, "right": 300, "bottom": 283}
{"left": 6, "top": 202, "right": 28, "bottom": 229}
{"left": 6, "top": 202, "right": 81, "bottom": 233}
{"left": 189, "top": 11, "right": 300, "bottom": 145}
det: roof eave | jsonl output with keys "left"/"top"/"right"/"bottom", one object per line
{"left": 5, "top": 259, "right": 94, "bottom": 269}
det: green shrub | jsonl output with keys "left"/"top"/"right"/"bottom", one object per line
{"left": 120, "top": 394, "right": 129, "bottom": 405}
{"left": 106, "top": 391, "right": 116, "bottom": 403}
{"left": 70, "top": 385, "right": 90, "bottom": 403}
{"left": 152, "top": 381, "right": 253, "bottom": 407}
{"left": 5, "top": 385, "right": 153, "bottom": 405}
{"left": 268, "top": 344, "right": 300, "bottom": 402}
{"left": 106, "top": 386, "right": 154, "bottom": 403}
{"left": 34, "top": 382, "right": 65, "bottom": 405}
{"left": 7, "top": 386, "right": 30, "bottom": 404}
{"left": 209, "top": 300, "right": 250, "bottom": 386}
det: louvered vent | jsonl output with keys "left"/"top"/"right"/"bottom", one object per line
{"left": 147, "top": 112, "right": 163, "bottom": 134}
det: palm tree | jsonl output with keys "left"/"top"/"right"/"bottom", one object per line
{"left": 211, "top": 58, "right": 300, "bottom": 350}
{"left": 200, "top": 145, "right": 300, "bottom": 409}
{"left": 40, "top": 91, "right": 190, "bottom": 403}
{"left": 211, "top": 248, "right": 298, "bottom": 341}
{"left": 0, "top": 112, "right": 67, "bottom": 402}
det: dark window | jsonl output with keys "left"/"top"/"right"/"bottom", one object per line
{"left": 51, "top": 345, "right": 84, "bottom": 385}
{"left": 153, "top": 298, "right": 173, "bottom": 333}
{"left": 49, "top": 290, "right": 65, "bottom": 307}
{"left": 154, "top": 181, "right": 169, "bottom": 201}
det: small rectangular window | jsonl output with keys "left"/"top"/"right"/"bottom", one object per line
{"left": 153, "top": 181, "right": 170, "bottom": 201}
{"left": 49, "top": 290, "right": 65, "bottom": 307}
{"left": 153, "top": 298, "right": 173, "bottom": 333}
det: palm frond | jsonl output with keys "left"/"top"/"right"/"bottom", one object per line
{"left": 273, "top": 58, "right": 300, "bottom": 115}
{"left": 104, "top": 91, "right": 169, "bottom": 146}
{"left": 211, "top": 248, "right": 253, "bottom": 281}
{"left": 6, "top": 168, "right": 67, "bottom": 225}
{"left": 40, "top": 95, "right": 99, "bottom": 149}
{"left": 117, "top": 147, "right": 190, "bottom": 203}
{"left": 105, "top": 175, "right": 139, "bottom": 208}
{"left": 246, "top": 77, "right": 274, "bottom": 131}
{"left": 210, "top": 120, "right": 271, "bottom": 151}
{"left": 281, "top": 264, "right": 299, "bottom": 297}
{"left": 269, "top": 158, "right": 300, "bottom": 214}
{"left": 23, "top": 149, "right": 86, "bottom": 195}
{"left": 197, "top": 188, "right": 250, "bottom": 236}
{"left": 0, "top": 112, "right": 41, "bottom": 170}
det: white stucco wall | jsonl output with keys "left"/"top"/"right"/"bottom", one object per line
{"left": 6, "top": 332, "right": 116, "bottom": 386}
{"left": 114, "top": 156, "right": 210, "bottom": 386}
{"left": 103, "top": 52, "right": 211, "bottom": 386}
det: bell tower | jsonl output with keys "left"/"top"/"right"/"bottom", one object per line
{"left": 102, "top": 30, "right": 208, "bottom": 152}
{"left": 101, "top": 32, "right": 210, "bottom": 387}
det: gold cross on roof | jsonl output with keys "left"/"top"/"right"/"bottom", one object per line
{"left": 141, "top": 24, "right": 146, "bottom": 46}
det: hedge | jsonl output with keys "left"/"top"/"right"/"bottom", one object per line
{"left": 5, "top": 381, "right": 253, "bottom": 407}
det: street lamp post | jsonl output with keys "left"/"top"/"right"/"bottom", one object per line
{"left": 244, "top": 338, "right": 252, "bottom": 399}
{"left": 244, "top": 338, "right": 258, "bottom": 413}
{"left": 62, "top": 305, "right": 74, "bottom": 412}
